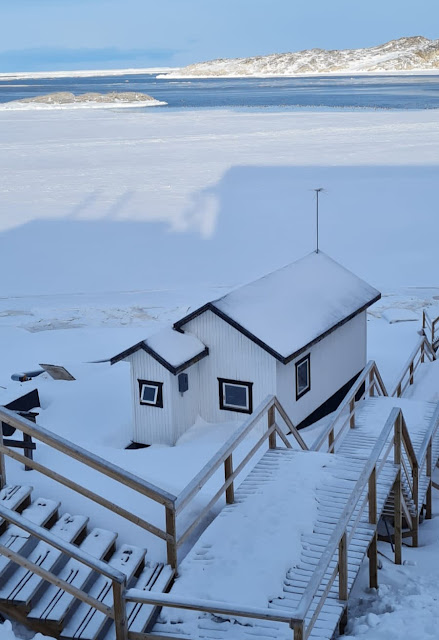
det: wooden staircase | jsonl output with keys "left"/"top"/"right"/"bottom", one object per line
{"left": 0, "top": 485, "right": 174, "bottom": 640}
{"left": 1, "top": 351, "right": 439, "bottom": 640}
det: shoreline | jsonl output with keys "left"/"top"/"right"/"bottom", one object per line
{"left": 1, "top": 68, "right": 439, "bottom": 82}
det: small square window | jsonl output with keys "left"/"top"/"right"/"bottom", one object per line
{"left": 218, "top": 378, "right": 253, "bottom": 414}
{"left": 295, "top": 354, "right": 311, "bottom": 400}
{"left": 138, "top": 380, "right": 163, "bottom": 408}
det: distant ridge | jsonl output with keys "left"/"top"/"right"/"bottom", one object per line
{"left": 159, "top": 36, "right": 439, "bottom": 78}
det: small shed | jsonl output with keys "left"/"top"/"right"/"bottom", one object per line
{"left": 111, "top": 252, "right": 380, "bottom": 445}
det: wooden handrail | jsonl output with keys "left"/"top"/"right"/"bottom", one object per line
{"left": 124, "top": 589, "right": 301, "bottom": 625}
{"left": 175, "top": 395, "right": 275, "bottom": 514}
{"left": 390, "top": 335, "right": 435, "bottom": 398}
{"left": 295, "top": 407, "right": 401, "bottom": 623}
{"left": 0, "top": 408, "right": 176, "bottom": 507}
{"left": 0, "top": 406, "right": 178, "bottom": 567}
{"left": 418, "top": 402, "right": 439, "bottom": 467}
{"left": 274, "top": 398, "right": 308, "bottom": 450}
{"left": 311, "top": 361, "right": 387, "bottom": 452}
{"left": 175, "top": 395, "right": 304, "bottom": 515}
{"left": 0, "top": 503, "right": 126, "bottom": 582}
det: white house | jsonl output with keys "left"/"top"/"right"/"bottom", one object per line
{"left": 111, "top": 251, "right": 380, "bottom": 445}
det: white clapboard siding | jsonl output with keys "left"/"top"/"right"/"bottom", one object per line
{"left": 276, "top": 312, "right": 367, "bottom": 426}
{"left": 183, "top": 310, "right": 277, "bottom": 425}
{"left": 127, "top": 350, "right": 174, "bottom": 445}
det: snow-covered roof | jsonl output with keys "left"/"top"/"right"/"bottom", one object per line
{"left": 175, "top": 252, "right": 380, "bottom": 363}
{"left": 110, "top": 327, "right": 208, "bottom": 374}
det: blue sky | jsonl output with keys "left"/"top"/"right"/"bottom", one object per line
{"left": 1, "top": 0, "right": 438, "bottom": 72}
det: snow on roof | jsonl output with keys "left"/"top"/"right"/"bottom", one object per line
{"left": 177, "top": 251, "right": 380, "bottom": 362}
{"left": 145, "top": 328, "right": 207, "bottom": 369}
{"left": 111, "top": 328, "right": 208, "bottom": 374}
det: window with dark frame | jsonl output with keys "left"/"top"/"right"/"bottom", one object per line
{"left": 218, "top": 378, "right": 253, "bottom": 414}
{"left": 295, "top": 354, "right": 311, "bottom": 400}
{"left": 138, "top": 379, "right": 164, "bottom": 408}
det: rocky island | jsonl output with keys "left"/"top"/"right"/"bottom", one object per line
{"left": 2, "top": 91, "right": 166, "bottom": 109}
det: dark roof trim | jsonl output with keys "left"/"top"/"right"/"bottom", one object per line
{"left": 111, "top": 340, "right": 209, "bottom": 375}
{"left": 174, "top": 293, "right": 381, "bottom": 364}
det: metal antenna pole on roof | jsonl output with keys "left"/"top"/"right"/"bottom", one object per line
{"left": 313, "top": 188, "right": 324, "bottom": 253}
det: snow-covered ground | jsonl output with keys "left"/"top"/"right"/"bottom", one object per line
{"left": 1, "top": 104, "right": 439, "bottom": 639}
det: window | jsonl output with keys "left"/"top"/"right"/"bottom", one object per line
{"left": 138, "top": 380, "right": 163, "bottom": 408}
{"left": 295, "top": 354, "right": 311, "bottom": 400}
{"left": 218, "top": 378, "right": 253, "bottom": 414}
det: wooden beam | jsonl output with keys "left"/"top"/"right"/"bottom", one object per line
{"left": 165, "top": 507, "right": 177, "bottom": 570}
{"left": 394, "top": 472, "right": 402, "bottom": 565}
{"left": 268, "top": 405, "right": 276, "bottom": 450}
{"left": 113, "top": 578, "right": 128, "bottom": 640}
{"left": 224, "top": 454, "right": 235, "bottom": 504}
{"left": 338, "top": 532, "right": 348, "bottom": 600}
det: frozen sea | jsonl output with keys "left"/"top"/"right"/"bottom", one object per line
{"left": 1, "top": 72, "right": 439, "bottom": 109}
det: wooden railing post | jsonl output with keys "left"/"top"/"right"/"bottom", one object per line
{"left": 0, "top": 426, "right": 6, "bottom": 490}
{"left": 394, "top": 470, "right": 402, "bottom": 565}
{"left": 224, "top": 454, "right": 235, "bottom": 504}
{"left": 166, "top": 506, "right": 178, "bottom": 569}
{"left": 349, "top": 399, "right": 355, "bottom": 429}
{"left": 369, "top": 369, "right": 375, "bottom": 397}
{"left": 426, "top": 440, "right": 433, "bottom": 520}
{"left": 394, "top": 412, "right": 402, "bottom": 564}
{"left": 338, "top": 532, "right": 348, "bottom": 600}
{"left": 422, "top": 310, "right": 426, "bottom": 330}
{"left": 409, "top": 362, "right": 414, "bottom": 385}
{"left": 291, "top": 621, "right": 304, "bottom": 640}
{"left": 113, "top": 577, "right": 128, "bottom": 640}
{"left": 268, "top": 405, "right": 276, "bottom": 450}
{"left": 421, "top": 340, "right": 425, "bottom": 364}
{"left": 328, "top": 428, "right": 334, "bottom": 453}
{"left": 368, "top": 466, "right": 378, "bottom": 588}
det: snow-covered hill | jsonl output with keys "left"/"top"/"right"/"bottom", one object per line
{"left": 159, "top": 36, "right": 439, "bottom": 78}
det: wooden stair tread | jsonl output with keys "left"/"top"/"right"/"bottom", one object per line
{"left": 0, "top": 497, "right": 60, "bottom": 579}
{"left": 0, "top": 486, "right": 33, "bottom": 532}
{"left": 28, "top": 527, "right": 117, "bottom": 626}
{"left": 103, "top": 563, "right": 174, "bottom": 640}
{"left": 60, "top": 544, "right": 146, "bottom": 640}
{"left": 0, "top": 513, "right": 88, "bottom": 606}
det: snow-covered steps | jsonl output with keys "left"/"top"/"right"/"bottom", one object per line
{"left": 60, "top": 544, "right": 146, "bottom": 640}
{"left": 0, "top": 485, "right": 175, "bottom": 640}
{"left": 0, "top": 513, "right": 88, "bottom": 607}
{"left": 337, "top": 396, "right": 439, "bottom": 524}
{"left": 102, "top": 562, "right": 174, "bottom": 640}
{"left": 28, "top": 528, "right": 117, "bottom": 633}
{"left": 152, "top": 448, "right": 399, "bottom": 640}
{"left": 0, "top": 497, "right": 60, "bottom": 579}
{"left": 0, "top": 485, "right": 33, "bottom": 533}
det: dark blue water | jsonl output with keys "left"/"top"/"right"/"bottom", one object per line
{"left": 1, "top": 73, "right": 439, "bottom": 110}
